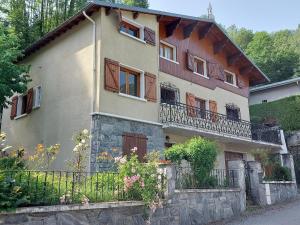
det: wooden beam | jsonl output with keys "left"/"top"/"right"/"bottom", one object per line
{"left": 213, "top": 39, "right": 228, "bottom": 54}
{"left": 183, "top": 22, "right": 198, "bottom": 39}
{"left": 198, "top": 23, "right": 214, "bottom": 39}
{"left": 105, "top": 7, "right": 112, "bottom": 16}
{"left": 165, "top": 18, "right": 181, "bottom": 37}
{"left": 227, "top": 53, "right": 242, "bottom": 66}
{"left": 133, "top": 12, "right": 139, "bottom": 19}
{"left": 239, "top": 66, "right": 254, "bottom": 75}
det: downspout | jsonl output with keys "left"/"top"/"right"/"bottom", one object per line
{"left": 83, "top": 11, "right": 96, "bottom": 172}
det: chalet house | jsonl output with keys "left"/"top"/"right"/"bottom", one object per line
{"left": 1, "top": 1, "right": 285, "bottom": 171}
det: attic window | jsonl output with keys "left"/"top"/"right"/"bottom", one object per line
{"left": 119, "top": 17, "right": 145, "bottom": 43}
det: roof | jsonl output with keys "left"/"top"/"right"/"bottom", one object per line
{"left": 250, "top": 77, "right": 300, "bottom": 93}
{"left": 22, "top": 0, "right": 270, "bottom": 85}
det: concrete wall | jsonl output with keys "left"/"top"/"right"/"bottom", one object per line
{"left": 1, "top": 15, "right": 100, "bottom": 170}
{"left": 249, "top": 83, "right": 300, "bottom": 105}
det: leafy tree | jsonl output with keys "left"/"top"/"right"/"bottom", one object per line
{"left": 227, "top": 25, "right": 254, "bottom": 51}
{"left": 0, "top": 23, "right": 30, "bottom": 109}
{"left": 123, "top": 0, "right": 149, "bottom": 8}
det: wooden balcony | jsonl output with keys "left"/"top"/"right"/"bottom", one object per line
{"left": 159, "top": 102, "right": 282, "bottom": 145}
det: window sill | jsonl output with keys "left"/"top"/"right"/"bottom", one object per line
{"left": 15, "top": 114, "right": 27, "bottom": 120}
{"left": 118, "top": 93, "right": 147, "bottom": 102}
{"left": 193, "top": 72, "right": 209, "bottom": 79}
{"left": 159, "top": 56, "right": 179, "bottom": 64}
{"left": 120, "top": 31, "right": 146, "bottom": 44}
{"left": 224, "top": 81, "right": 238, "bottom": 88}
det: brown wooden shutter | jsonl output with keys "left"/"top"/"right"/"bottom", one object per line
{"left": 144, "top": 72, "right": 157, "bottom": 102}
{"left": 26, "top": 88, "right": 34, "bottom": 114}
{"left": 144, "top": 27, "right": 156, "bottom": 45}
{"left": 218, "top": 67, "right": 225, "bottom": 81}
{"left": 186, "top": 51, "right": 194, "bottom": 71}
{"left": 209, "top": 100, "right": 218, "bottom": 122}
{"left": 122, "top": 132, "right": 147, "bottom": 162}
{"left": 105, "top": 58, "right": 120, "bottom": 92}
{"left": 10, "top": 96, "right": 18, "bottom": 120}
{"left": 186, "top": 92, "right": 196, "bottom": 117}
{"left": 237, "top": 76, "right": 246, "bottom": 89}
{"left": 118, "top": 9, "right": 122, "bottom": 31}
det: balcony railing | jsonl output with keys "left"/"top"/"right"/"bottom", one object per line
{"left": 159, "top": 102, "right": 281, "bottom": 145}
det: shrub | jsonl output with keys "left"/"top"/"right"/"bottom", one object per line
{"left": 164, "top": 143, "right": 187, "bottom": 164}
{"left": 268, "top": 164, "right": 292, "bottom": 181}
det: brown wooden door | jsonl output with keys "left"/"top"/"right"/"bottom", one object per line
{"left": 224, "top": 151, "right": 243, "bottom": 170}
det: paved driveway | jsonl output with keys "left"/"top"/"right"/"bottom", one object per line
{"left": 213, "top": 197, "right": 300, "bottom": 225}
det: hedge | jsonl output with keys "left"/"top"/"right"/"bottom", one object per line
{"left": 249, "top": 95, "right": 300, "bottom": 131}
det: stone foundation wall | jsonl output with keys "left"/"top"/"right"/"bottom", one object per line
{"left": 91, "top": 114, "right": 165, "bottom": 171}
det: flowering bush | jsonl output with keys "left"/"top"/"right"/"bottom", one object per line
{"left": 115, "top": 149, "right": 164, "bottom": 209}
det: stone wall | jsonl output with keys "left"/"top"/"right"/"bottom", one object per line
{"left": 91, "top": 114, "right": 165, "bottom": 171}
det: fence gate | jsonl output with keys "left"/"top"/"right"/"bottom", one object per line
{"left": 289, "top": 146, "right": 300, "bottom": 185}
{"left": 244, "top": 161, "right": 253, "bottom": 203}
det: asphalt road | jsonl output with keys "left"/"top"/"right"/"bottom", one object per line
{"left": 213, "top": 197, "right": 300, "bottom": 225}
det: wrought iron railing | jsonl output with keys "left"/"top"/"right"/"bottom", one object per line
{"left": 175, "top": 166, "right": 239, "bottom": 189}
{"left": 160, "top": 102, "right": 281, "bottom": 144}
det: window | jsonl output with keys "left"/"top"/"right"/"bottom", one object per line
{"left": 122, "top": 132, "right": 147, "bottom": 162}
{"left": 226, "top": 105, "right": 240, "bottom": 121}
{"left": 224, "top": 70, "right": 237, "bottom": 86}
{"left": 16, "top": 94, "right": 28, "bottom": 117}
{"left": 195, "top": 98, "right": 207, "bottom": 119}
{"left": 161, "top": 87, "right": 176, "bottom": 104}
{"left": 160, "top": 41, "right": 177, "bottom": 62}
{"left": 194, "top": 57, "right": 207, "bottom": 77}
{"left": 262, "top": 99, "right": 268, "bottom": 103}
{"left": 120, "top": 21, "right": 140, "bottom": 38}
{"left": 120, "top": 67, "right": 140, "bottom": 98}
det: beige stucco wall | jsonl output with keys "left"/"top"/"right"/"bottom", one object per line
{"left": 160, "top": 72, "right": 251, "bottom": 121}
{"left": 249, "top": 83, "right": 300, "bottom": 105}
{"left": 98, "top": 9, "right": 159, "bottom": 122}
{"left": 1, "top": 15, "right": 100, "bottom": 170}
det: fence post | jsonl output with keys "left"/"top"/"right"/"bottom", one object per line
{"left": 228, "top": 160, "right": 246, "bottom": 212}
{"left": 163, "top": 164, "right": 176, "bottom": 199}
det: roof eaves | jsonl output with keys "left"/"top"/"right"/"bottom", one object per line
{"left": 250, "top": 77, "right": 300, "bottom": 92}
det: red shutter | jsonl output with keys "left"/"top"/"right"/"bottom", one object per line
{"left": 209, "top": 100, "right": 218, "bottom": 122}
{"left": 10, "top": 96, "right": 18, "bottom": 120}
{"left": 186, "top": 50, "right": 194, "bottom": 71}
{"left": 144, "top": 27, "right": 156, "bottom": 45}
{"left": 186, "top": 92, "right": 196, "bottom": 117}
{"left": 122, "top": 132, "right": 148, "bottom": 162}
{"left": 26, "top": 88, "right": 34, "bottom": 114}
{"left": 144, "top": 72, "right": 157, "bottom": 102}
{"left": 105, "top": 58, "right": 120, "bottom": 92}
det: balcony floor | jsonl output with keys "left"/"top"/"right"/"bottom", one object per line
{"left": 163, "top": 123, "right": 282, "bottom": 151}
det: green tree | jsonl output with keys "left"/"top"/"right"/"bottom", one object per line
{"left": 227, "top": 25, "right": 254, "bottom": 51}
{"left": 123, "top": 0, "right": 149, "bottom": 8}
{"left": 0, "top": 23, "right": 30, "bottom": 109}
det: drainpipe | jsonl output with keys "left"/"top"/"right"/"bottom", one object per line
{"left": 83, "top": 11, "right": 96, "bottom": 113}
{"left": 83, "top": 11, "right": 96, "bottom": 172}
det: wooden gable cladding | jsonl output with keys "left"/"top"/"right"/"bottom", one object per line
{"left": 144, "top": 72, "right": 157, "bottom": 102}
{"left": 122, "top": 132, "right": 147, "bottom": 162}
{"left": 159, "top": 20, "right": 250, "bottom": 98}
{"left": 105, "top": 58, "right": 120, "bottom": 92}
{"left": 144, "top": 27, "right": 156, "bottom": 45}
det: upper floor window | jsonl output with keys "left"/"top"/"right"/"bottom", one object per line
{"left": 262, "top": 99, "right": 268, "bottom": 103}
{"left": 160, "top": 82, "right": 179, "bottom": 104}
{"left": 119, "top": 17, "right": 145, "bottom": 43}
{"left": 226, "top": 104, "right": 240, "bottom": 121}
{"left": 160, "top": 41, "right": 177, "bottom": 63}
{"left": 224, "top": 70, "right": 237, "bottom": 86}
{"left": 194, "top": 57, "right": 207, "bottom": 77}
{"left": 120, "top": 67, "right": 140, "bottom": 98}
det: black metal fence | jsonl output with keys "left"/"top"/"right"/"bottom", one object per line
{"left": 0, "top": 170, "right": 147, "bottom": 207}
{"left": 160, "top": 102, "right": 281, "bottom": 144}
{"left": 175, "top": 166, "right": 239, "bottom": 189}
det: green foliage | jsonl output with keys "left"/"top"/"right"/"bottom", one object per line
{"left": 265, "top": 163, "right": 292, "bottom": 181}
{"left": 250, "top": 95, "right": 300, "bottom": 131}
{"left": 165, "top": 137, "right": 218, "bottom": 187}
{"left": 226, "top": 25, "right": 254, "bottom": 51}
{"left": 122, "top": 0, "right": 149, "bottom": 8}
{"left": 0, "top": 23, "right": 30, "bottom": 109}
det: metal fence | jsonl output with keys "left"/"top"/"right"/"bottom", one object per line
{"left": 0, "top": 170, "right": 147, "bottom": 206}
{"left": 175, "top": 166, "right": 239, "bottom": 189}
{"left": 160, "top": 102, "right": 281, "bottom": 144}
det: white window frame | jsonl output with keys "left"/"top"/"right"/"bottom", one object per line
{"left": 120, "top": 16, "right": 146, "bottom": 44}
{"left": 118, "top": 64, "right": 146, "bottom": 102}
{"left": 224, "top": 70, "right": 237, "bottom": 87}
{"left": 159, "top": 40, "right": 178, "bottom": 64}
{"left": 33, "top": 86, "right": 42, "bottom": 109}
{"left": 193, "top": 56, "right": 208, "bottom": 79}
